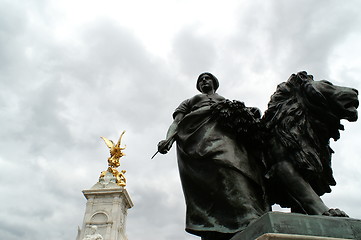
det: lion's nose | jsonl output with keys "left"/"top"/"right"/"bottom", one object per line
{"left": 352, "top": 88, "right": 358, "bottom": 95}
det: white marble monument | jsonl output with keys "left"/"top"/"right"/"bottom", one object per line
{"left": 77, "top": 133, "right": 133, "bottom": 240}
{"left": 77, "top": 171, "right": 133, "bottom": 240}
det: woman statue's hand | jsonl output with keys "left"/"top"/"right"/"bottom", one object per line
{"left": 158, "top": 139, "right": 172, "bottom": 154}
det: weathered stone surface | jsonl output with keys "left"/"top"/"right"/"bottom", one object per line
{"left": 77, "top": 171, "right": 133, "bottom": 240}
{"left": 256, "top": 233, "right": 350, "bottom": 240}
{"left": 231, "top": 212, "right": 361, "bottom": 240}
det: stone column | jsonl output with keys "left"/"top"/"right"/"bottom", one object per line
{"left": 77, "top": 172, "right": 133, "bottom": 240}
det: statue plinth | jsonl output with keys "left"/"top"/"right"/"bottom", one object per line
{"left": 77, "top": 132, "right": 131, "bottom": 240}
{"left": 231, "top": 212, "right": 361, "bottom": 240}
{"left": 77, "top": 172, "right": 133, "bottom": 240}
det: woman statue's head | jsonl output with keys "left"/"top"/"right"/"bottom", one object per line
{"left": 196, "top": 72, "right": 219, "bottom": 93}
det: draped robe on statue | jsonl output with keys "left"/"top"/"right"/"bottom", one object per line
{"left": 173, "top": 93, "right": 270, "bottom": 237}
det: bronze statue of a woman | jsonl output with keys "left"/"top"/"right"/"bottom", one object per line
{"left": 158, "top": 73, "right": 270, "bottom": 240}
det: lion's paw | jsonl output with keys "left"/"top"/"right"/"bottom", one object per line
{"left": 323, "top": 208, "right": 349, "bottom": 217}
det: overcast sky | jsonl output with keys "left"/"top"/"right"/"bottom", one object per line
{"left": 1, "top": 0, "right": 361, "bottom": 239}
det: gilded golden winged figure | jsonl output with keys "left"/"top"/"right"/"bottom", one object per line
{"left": 101, "top": 131, "right": 126, "bottom": 168}
{"left": 100, "top": 131, "right": 127, "bottom": 186}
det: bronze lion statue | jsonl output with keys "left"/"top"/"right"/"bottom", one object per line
{"left": 262, "top": 71, "right": 359, "bottom": 217}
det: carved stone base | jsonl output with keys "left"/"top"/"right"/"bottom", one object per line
{"left": 231, "top": 212, "right": 361, "bottom": 240}
{"left": 76, "top": 171, "right": 133, "bottom": 240}
{"left": 256, "top": 233, "right": 350, "bottom": 240}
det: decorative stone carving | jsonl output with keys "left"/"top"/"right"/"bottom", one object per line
{"left": 82, "top": 226, "right": 103, "bottom": 240}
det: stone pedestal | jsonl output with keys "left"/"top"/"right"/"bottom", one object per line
{"left": 77, "top": 172, "right": 133, "bottom": 240}
{"left": 231, "top": 212, "right": 361, "bottom": 240}
{"left": 255, "top": 233, "right": 351, "bottom": 239}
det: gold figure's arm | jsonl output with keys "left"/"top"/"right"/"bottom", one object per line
{"left": 110, "top": 131, "right": 126, "bottom": 158}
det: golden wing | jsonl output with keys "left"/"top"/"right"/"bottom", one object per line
{"left": 100, "top": 136, "right": 114, "bottom": 149}
{"left": 115, "top": 130, "right": 126, "bottom": 148}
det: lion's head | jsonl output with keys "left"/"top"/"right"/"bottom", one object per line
{"left": 308, "top": 77, "right": 358, "bottom": 122}
{"left": 263, "top": 71, "right": 359, "bottom": 197}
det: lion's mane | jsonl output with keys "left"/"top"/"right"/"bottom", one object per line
{"left": 262, "top": 72, "right": 345, "bottom": 197}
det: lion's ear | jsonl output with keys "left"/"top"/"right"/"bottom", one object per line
{"left": 297, "top": 71, "right": 308, "bottom": 80}
{"left": 297, "top": 71, "right": 314, "bottom": 82}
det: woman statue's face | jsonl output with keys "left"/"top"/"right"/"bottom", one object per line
{"left": 198, "top": 74, "right": 215, "bottom": 93}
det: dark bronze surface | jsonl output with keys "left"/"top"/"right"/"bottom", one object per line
{"left": 157, "top": 71, "right": 359, "bottom": 240}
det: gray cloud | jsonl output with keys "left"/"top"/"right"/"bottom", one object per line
{"left": 171, "top": 26, "right": 218, "bottom": 76}
{"left": 0, "top": 1, "right": 360, "bottom": 240}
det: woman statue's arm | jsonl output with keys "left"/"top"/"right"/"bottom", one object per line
{"left": 157, "top": 113, "right": 184, "bottom": 154}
